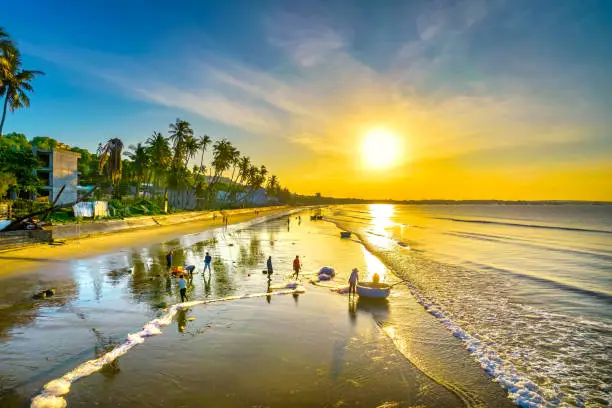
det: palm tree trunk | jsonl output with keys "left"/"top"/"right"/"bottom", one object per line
{"left": 199, "top": 151, "right": 205, "bottom": 174}
{"left": 0, "top": 94, "right": 10, "bottom": 137}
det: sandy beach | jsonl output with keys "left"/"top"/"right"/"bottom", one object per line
{"left": 0, "top": 206, "right": 290, "bottom": 279}
{"left": 0, "top": 209, "right": 513, "bottom": 407}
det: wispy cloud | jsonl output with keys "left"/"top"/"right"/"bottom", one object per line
{"left": 23, "top": 0, "right": 609, "bottom": 168}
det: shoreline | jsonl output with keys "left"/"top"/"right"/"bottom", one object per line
{"left": 3, "top": 209, "right": 468, "bottom": 408}
{"left": 0, "top": 206, "right": 301, "bottom": 279}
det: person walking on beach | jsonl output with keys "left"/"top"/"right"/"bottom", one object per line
{"left": 204, "top": 252, "right": 212, "bottom": 273}
{"left": 267, "top": 256, "right": 273, "bottom": 275}
{"left": 178, "top": 275, "right": 188, "bottom": 302}
{"left": 348, "top": 268, "right": 359, "bottom": 297}
{"left": 166, "top": 250, "right": 174, "bottom": 270}
{"left": 292, "top": 255, "right": 301, "bottom": 279}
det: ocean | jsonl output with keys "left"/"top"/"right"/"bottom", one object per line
{"left": 328, "top": 204, "right": 612, "bottom": 407}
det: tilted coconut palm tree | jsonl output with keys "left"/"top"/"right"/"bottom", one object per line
{"left": 0, "top": 36, "right": 44, "bottom": 136}
{"left": 197, "top": 134, "right": 211, "bottom": 174}
{"left": 98, "top": 138, "right": 124, "bottom": 196}
{"left": 183, "top": 135, "right": 200, "bottom": 168}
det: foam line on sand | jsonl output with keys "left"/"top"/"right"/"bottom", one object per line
{"left": 30, "top": 286, "right": 306, "bottom": 408}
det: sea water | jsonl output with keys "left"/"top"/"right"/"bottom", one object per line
{"left": 329, "top": 204, "right": 612, "bottom": 407}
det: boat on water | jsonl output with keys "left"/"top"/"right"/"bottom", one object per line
{"left": 356, "top": 282, "right": 391, "bottom": 299}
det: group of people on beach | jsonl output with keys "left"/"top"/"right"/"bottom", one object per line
{"left": 165, "top": 213, "right": 361, "bottom": 304}
{"left": 265, "top": 254, "right": 302, "bottom": 279}
{"left": 166, "top": 249, "right": 213, "bottom": 302}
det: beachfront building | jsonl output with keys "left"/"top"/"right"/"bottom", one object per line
{"left": 33, "top": 146, "right": 81, "bottom": 205}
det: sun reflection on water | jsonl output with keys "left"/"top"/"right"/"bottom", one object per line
{"left": 362, "top": 246, "right": 388, "bottom": 282}
{"left": 366, "top": 204, "right": 396, "bottom": 249}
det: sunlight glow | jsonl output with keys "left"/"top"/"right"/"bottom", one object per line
{"left": 361, "top": 129, "right": 402, "bottom": 170}
{"left": 370, "top": 204, "right": 395, "bottom": 232}
{"left": 362, "top": 246, "right": 388, "bottom": 282}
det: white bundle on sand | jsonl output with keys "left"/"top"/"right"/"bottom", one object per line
{"left": 30, "top": 288, "right": 306, "bottom": 408}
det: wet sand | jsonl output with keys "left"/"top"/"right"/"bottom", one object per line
{"left": 0, "top": 206, "right": 289, "bottom": 279}
{"left": 0, "top": 211, "right": 511, "bottom": 407}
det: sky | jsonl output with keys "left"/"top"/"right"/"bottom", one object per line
{"left": 3, "top": 0, "right": 612, "bottom": 200}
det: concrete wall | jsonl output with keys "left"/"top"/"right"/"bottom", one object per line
{"left": 51, "top": 206, "right": 287, "bottom": 240}
{"left": 52, "top": 150, "right": 81, "bottom": 205}
{"left": 0, "top": 230, "right": 52, "bottom": 251}
{"left": 168, "top": 189, "right": 197, "bottom": 210}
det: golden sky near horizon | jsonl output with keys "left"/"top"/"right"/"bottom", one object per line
{"left": 9, "top": 1, "right": 612, "bottom": 201}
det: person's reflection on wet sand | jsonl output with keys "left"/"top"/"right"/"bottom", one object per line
{"left": 177, "top": 308, "right": 187, "bottom": 333}
{"left": 266, "top": 275, "right": 272, "bottom": 304}
{"left": 165, "top": 275, "right": 172, "bottom": 295}
{"left": 203, "top": 272, "right": 211, "bottom": 296}
{"left": 293, "top": 293, "right": 299, "bottom": 304}
{"left": 348, "top": 298, "right": 357, "bottom": 325}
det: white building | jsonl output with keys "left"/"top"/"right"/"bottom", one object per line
{"left": 33, "top": 147, "right": 81, "bottom": 206}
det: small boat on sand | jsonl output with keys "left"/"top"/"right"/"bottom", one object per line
{"left": 356, "top": 282, "right": 391, "bottom": 299}
{"left": 340, "top": 231, "right": 351, "bottom": 238}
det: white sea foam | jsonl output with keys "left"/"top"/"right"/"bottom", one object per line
{"left": 30, "top": 287, "right": 305, "bottom": 408}
{"left": 394, "top": 278, "right": 563, "bottom": 407}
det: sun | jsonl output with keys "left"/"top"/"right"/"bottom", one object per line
{"left": 361, "top": 129, "right": 401, "bottom": 170}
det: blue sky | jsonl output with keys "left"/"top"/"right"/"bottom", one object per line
{"left": 3, "top": 0, "right": 612, "bottom": 199}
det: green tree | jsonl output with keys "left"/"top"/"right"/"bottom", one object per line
{"left": 125, "top": 143, "right": 151, "bottom": 193}
{"left": 206, "top": 139, "right": 235, "bottom": 204}
{"left": 30, "top": 136, "right": 58, "bottom": 150}
{"left": 0, "top": 38, "right": 44, "bottom": 136}
{"left": 0, "top": 147, "right": 41, "bottom": 196}
{"left": 146, "top": 131, "right": 171, "bottom": 194}
{"left": 0, "top": 132, "right": 30, "bottom": 150}
{"left": 168, "top": 118, "right": 193, "bottom": 166}
{"left": 266, "top": 174, "right": 279, "bottom": 196}
{"left": 0, "top": 171, "right": 16, "bottom": 198}
{"left": 183, "top": 135, "right": 200, "bottom": 168}
{"left": 0, "top": 28, "right": 12, "bottom": 49}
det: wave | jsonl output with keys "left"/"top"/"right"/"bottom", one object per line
{"left": 328, "top": 212, "right": 612, "bottom": 406}
{"left": 459, "top": 260, "right": 612, "bottom": 302}
{"left": 445, "top": 231, "right": 612, "bottom": 262}
{"left": 434, "top": 217, "right": 612, "bottom": 235}
{"left": 344, "top": 228, "right": 560, "bottom": 408}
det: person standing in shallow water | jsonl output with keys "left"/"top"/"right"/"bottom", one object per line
{"left": 166, "top": 250, "right": 173, "bottom": 270}
{"left": 204, "top": 252, "right": 212, "bottom": 273}
{"left": 178, "top": 275, "right": 188, "bottom": 302}
{"left": 292, "top": 255, "right": 301, "bottom": 279}
{"left": 349, "top": 268, "right": 359, "bottom": 297}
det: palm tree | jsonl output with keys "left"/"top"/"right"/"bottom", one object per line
{"left": 125, "top": 143, "right": 151, "bottom": 193}
{"left": 266, "top": 174, "right": 279, "bottom": 196}
{"left": 183, "top": 135, "right": 200, "bottom": 168}
{"left": 0, "top": 28, "right": 12, "bottom": 49}
{"left": 0, "top": 39, "right": 44, "bottom": 136}
{"left": 222, "top": 146, "right": 241, "bottom": 202}
{"left": 168, "top": 118, "right": 193, "bottom": 165}
{"left": 197, "top": 134, "right": 211, "bottom": 174}
{"left": 98, "top": 138, "right": 124, "bottom": 196}
{"left": 238, "top": 156, "right": 251, "bottom": 184}
{"left": 206, "top": 139, "right": 235, "bottom": 204}
{"left": 146, "top": 131, "right": 171, "bottom": 194}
